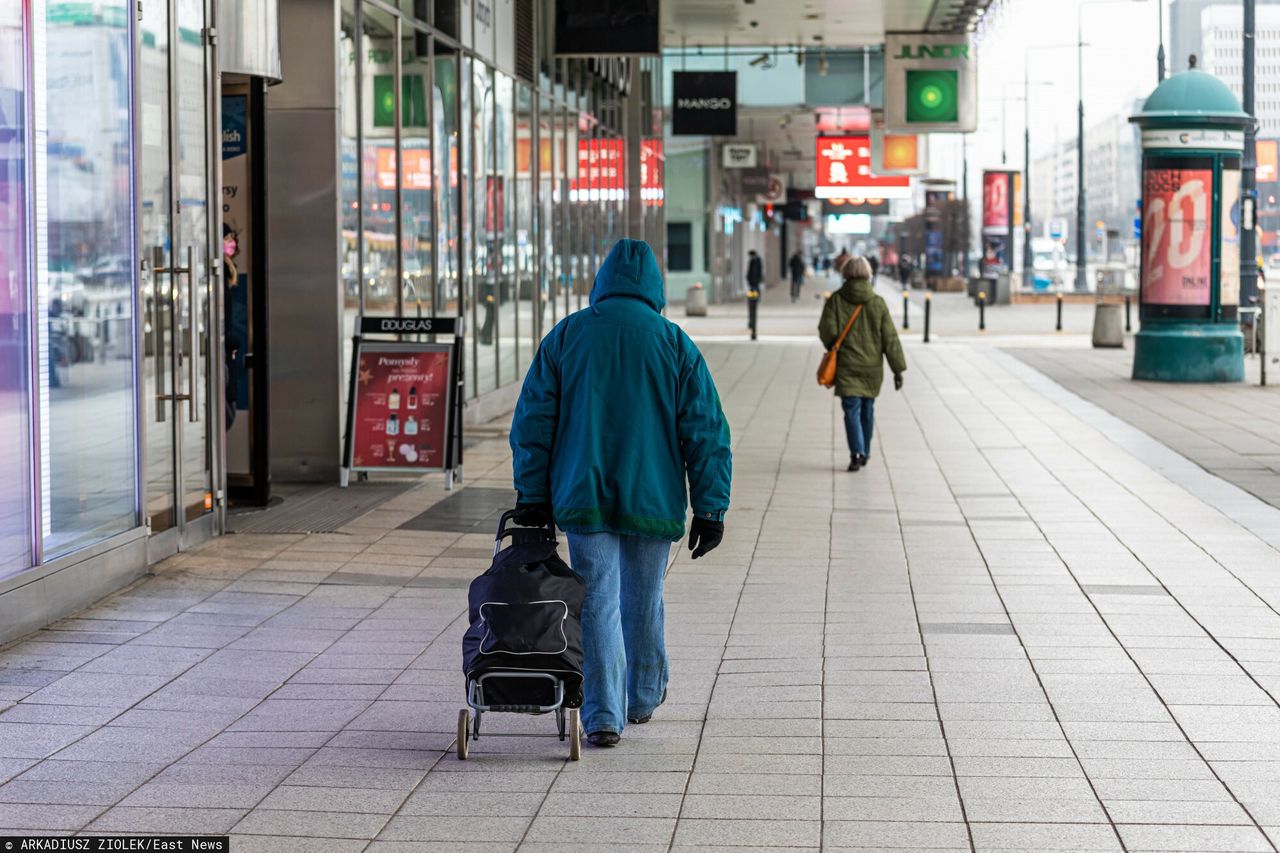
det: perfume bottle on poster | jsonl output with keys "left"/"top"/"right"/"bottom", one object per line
{"left": 387, "top": 413, "right": 400, "bottom": 436}
{"left": 388, "top": 388, "right": 401, "bottom": 410}
{"left": 405, "top": 416, "right": 419, "bottom": 436}
{"left": 407, "top": 386, "right": 418, "bottom": 409}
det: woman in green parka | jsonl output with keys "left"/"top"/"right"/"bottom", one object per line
{"left": 818, "top": 256, "right": 907, "bottom": 472}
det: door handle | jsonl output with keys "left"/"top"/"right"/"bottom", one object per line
{"left": 150, "top": 246, "right": 170, "bottom": 423}
{"left": 185, "top": 246, "right": 199, "bottom": 423}
{"left": 153, "top": 246, "right": 196, "bottom": 419}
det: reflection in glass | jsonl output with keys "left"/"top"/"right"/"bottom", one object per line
{"left": 40, "top": 0, "right": 138, "bottom": 556}
{"left": 360, "top": 3, "right": 399, "bottom": 317}
{"left": 402, "top": 26, "right": 432, "bottom": 321}
{"left": 0, "top": 6, "right": 32, "bottom": 575}
{"left": 433, "top": 48, "right": 459, "bottom": 320}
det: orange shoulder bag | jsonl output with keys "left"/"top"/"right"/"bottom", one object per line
{"left": 817, "top": 303, "right": 863, "bottom": 388}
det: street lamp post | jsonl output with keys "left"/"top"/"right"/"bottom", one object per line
{"left": 1077, "top": 0, "right": 1146, "bottom": 293}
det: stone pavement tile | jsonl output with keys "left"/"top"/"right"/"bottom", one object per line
{"left": 693, "top": 736, "right": 823, "bottom": 756}
{"left": 823, "top": 737, "right": 949, "bottom": 756}
{"left": 935, "top": 702, "right": 1057, "bottom": 722}
{"left": 521, "top": 846, "right": 664, "bottom": 853}
{"left": 282, "top": 764, "right": 427, "bottom": 791}
{"left": 1104, "top": 798, "right": 1254, "bottom": 825}
{"left": 0, "top": 779, "right": 133, "bottom": 806}
{"left": 420, "top": 770, "right": 557, "bottom": 793}
{"left": 684, "top": 773, "right": 820, "bottom": 796}
{"left": 0, "top": 704, "right": 118, "bottom": 726}
{"left": 957, "top": 775, "right": 1096, "bottom": 801}
{"left": 962, "top": 796, "right": 1108, "bottom": 823}
{"left": 1091, "top": 778, "right": 1235, "bottom": 801}
{"left": 551, "top": 770, "right": 688, "bottom": 794}
{"left": 1072, "top": 739, "right": 1200, "bottom": 760}
{"left": 537, "top": 792, "right": 683, "bottom": 818}
{"left": 87, "top": 805, "right": 245, "bottom": 834}
{"left": 0, "top": 723, "right": 95, "bottom": 759}
{"left": 524, "top": 814, "right": 675, "bottom": 844}
{"left": 823, "top": 819, "right": 969, "bottom": 849}
{"left": 1115, "top": 823, "right": 1274, "bottom": 852}
{"left": 398, "top": 790, "right": 546, "bottom": 816}
{"left": 230, "top": 838, "right": 367, "bottom": 853}
{"left": 118, "top": 781, "right": 275, "bottom": 809}
{"left": 694, "top": 753, "right": 822, "bottom": 775}
{"left": 679, "top": 794, "right": 820, "bottom": 820}
{"left": 234, "top": 809, "right": 390, "bottom": 839}
{"left": 1080, "top": 757, "right": 1218, "bottom": 780}
{"left": 255, "top": 785, "right": 408, "bottom": 814}
{"left": 672, "top": 818, "right": 821, "bottom": 847}
{"left": 823, "top": 775, "right": 957, "bottom": 799}
{"left": 823, "top": 796, "right": 963, "bottom": 822}
{"left": 0, "top": 803, "right": 102, "bottom": 830}
{"left": 968, "top": 822, "right": 1122, "bottom": 850}
{"left": 951, "top": 756, "right": 1085, "bottom": 778}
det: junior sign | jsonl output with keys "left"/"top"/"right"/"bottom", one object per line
{"left": 884, "top": 32, "right": 977, "bottom": 133}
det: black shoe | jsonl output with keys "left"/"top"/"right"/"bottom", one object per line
{"left": 587, "top": 730, "right": 620, "bottom": 748}
{"left": 628, "top": 688, "right": 667, "bottom": 725}
{"left": 856, "top": 454, "right": 869, "bottom": 468}
{"left": 847, "top": 457, "right": 863, "bottom": 472}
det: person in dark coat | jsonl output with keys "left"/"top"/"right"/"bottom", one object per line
{"left": 819, "top": 256, "right": 907, "bottom": 472}
{"left": 788, "top": 251, "right": 806, "bottom": 303}
{"left": 746, "top": 250, "right": 763, "bottom": 293}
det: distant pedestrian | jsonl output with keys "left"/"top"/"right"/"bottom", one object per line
{"left": 897, "top": 255, "right": 912, "bottom": 287}
{"left": 818, "top": 256, "right": 907, "bottom": 472}
{"left": 746, "top": 249, "right": 763, "bottom": 294}
{"left": 510, "top": 238, "right": 732, "bottom": 749}
{"left": 868, "top": 254, "right": 880, "bottom": 280}
{"left": 833, "top": 248, "right": 851, "bottom": 280}
{"left": 788, "top": 251, "right": 806, "bottom": 303}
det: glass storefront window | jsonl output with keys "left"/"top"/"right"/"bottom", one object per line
{"left": 339, "top": 0, "right": 359, "bottom": 333}
{"left": 472, "top": 61, "right": 495, "bottom": 394}
{"left": 40, "top": 0, "right": 138, "bottom": 557}
{"left": 402, "top": 25, "right": 432, "bottom": 320}
{"left": 433, "top": 45, "right": 459, "bottom": 319}
{"left": 1, "top": 5, "right": 32, "bottom": 575}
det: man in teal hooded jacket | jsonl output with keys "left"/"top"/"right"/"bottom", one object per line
{"left": 510, "top": 238, "right": 732, "bottom": 747}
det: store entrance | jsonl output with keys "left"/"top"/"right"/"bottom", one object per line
{"left": 139, "top": 0, "right": 220, "bottom": 554}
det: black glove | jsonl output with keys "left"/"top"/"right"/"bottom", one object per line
{"left": 688, "top": 517, "right": 724, "bottom": 560}
{"left": 512, "top": 500, "right": 552, "bottom": 528}
{"left": 894, "top": 373, "right": 904, "bottom": 391}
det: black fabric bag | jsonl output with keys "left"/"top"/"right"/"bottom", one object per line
{"left": 462, "top": 525, "right": 585, "bottom": 709}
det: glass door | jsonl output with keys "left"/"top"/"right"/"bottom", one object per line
{"left": 139, "top": 0, "right": 217, "bottom": 550}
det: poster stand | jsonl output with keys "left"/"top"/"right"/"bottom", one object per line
{"left": 340, "top": 316, "right": 465, "bottom": 489}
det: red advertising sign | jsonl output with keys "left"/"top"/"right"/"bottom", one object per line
{"left": 815, "top": 136, "right": 911, "bottom": 199}
{"left": 572, "top": 138, "right": 625, "bottom": 198}
{"left": 1141, "top": 167, "right": 1212, "bottom": 306}
{"left": 982, "top": 171, "right": 1010, "bottom": 229}
{"left": 376, "top": 148, "right": 432, "bottom": 191}
{"left": 641, "top": 138, "right": 664, "bottom": 207}
{"left": 349, "top": 342, "right": 454, "bottom": 470}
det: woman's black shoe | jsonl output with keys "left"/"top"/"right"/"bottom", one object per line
{"left": 847, "top": 457, "right": 863, "bottom": 472}
{"left": 855, "top": 454, "right": 868, "bottom": 468}
{"left": 587, "top": 730, "right": 620, "bottom": 747}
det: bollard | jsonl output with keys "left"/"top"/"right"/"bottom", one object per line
{"left": 978, "top": 291, "right": 986, "bottom": 332}
{"left": 1056, "top": 291, "right": 1064, "bottom": 332}
{"left": 1124, "top": 294, "right": 1132, "bottom": 332}
{"left": 903, "top": 291, "right": 910, "bottom": 330}
{"left": 747, "top": 290, "right": 759, "bottom": 341}
{"left": 924, "top": 292, "right": 932, "bottom": 343}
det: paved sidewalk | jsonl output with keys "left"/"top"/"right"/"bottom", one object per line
{"left": 2, "top": 294, "right": 1280, "bottom": 850}
{"left": 1008, "top": 346, "right": 1280, "bottom": 512}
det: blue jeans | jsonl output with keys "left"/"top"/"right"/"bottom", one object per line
{"left": 566, "top": 532, "right": 671, "bottom": 734}
{"left": 841, "top": 395, "right": 875, "bottom": 458}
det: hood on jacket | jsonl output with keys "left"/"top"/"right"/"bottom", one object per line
{"left": 839, "top": 276, "right": 875, "bottom": 305}
{"left": 590, "top": 239, "right": 666, "bottom": 312}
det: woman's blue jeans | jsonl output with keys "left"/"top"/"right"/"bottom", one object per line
{"left": 566, "top": 532, "right": 671, "bottom": 735}
{"left": 841, "top": 395, "right": 875, "bottom": 458}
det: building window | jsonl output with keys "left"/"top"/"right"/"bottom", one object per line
{"left": 668, "top": 222, "right": 693, "bottom": 272}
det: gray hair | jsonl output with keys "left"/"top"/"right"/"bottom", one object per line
{"left": 842, "top": 256, "right": 873, "bottom": 280}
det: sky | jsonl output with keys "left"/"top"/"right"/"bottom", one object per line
{"left": 937, "top": 0, "right": 1167, "bottom": 194}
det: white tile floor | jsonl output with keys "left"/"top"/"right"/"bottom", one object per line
{"left": 2, "top": 294, "right": 1280, "bottom": 849}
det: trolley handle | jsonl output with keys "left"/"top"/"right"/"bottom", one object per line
{"left": 494, "top": 508, "right": 556, "bottom": 541}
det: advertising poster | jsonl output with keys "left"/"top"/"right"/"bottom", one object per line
{"left": 982, "top": 171, "right": 1010, "bottom": 229}
{"left": 814, "top": 136, "right": 911, "bottom": 199}
{"left": 221, "top": 93, "right": 251, "bottom": 475}
{"left": 1221, "top": 169, "right": 1242, "bottom": 308}
{"left": 1142, "top": 167, "right": 1211, "bottom": 305}
{"left": 349, "top": 342, "right": 453, "bottom": 471}
{"left": 981, "top": 235, "right": 1008, "bottom": 276}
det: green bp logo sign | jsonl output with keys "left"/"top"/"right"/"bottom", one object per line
{"left": 906, "top": 69, "right": 958, "bottom": 123}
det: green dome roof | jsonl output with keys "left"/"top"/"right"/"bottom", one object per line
{"left": 1131, "top": 69, "right": 1252, "bottom": 128}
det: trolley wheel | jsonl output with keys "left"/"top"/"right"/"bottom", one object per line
{"left": 456, "top": 709, "right": 470, "bottom": 760}
{"left": 567, "top": 708, "right": 581, "bottom": 761}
